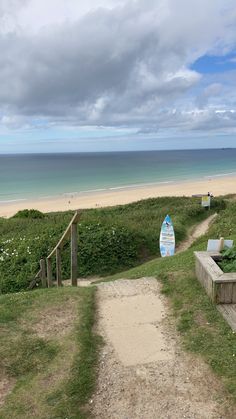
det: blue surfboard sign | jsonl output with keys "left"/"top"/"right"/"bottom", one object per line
{"left": 159, "top": 215, "right": 175, "bottom": 257}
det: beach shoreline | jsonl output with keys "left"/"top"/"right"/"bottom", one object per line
{"left": 1, "top": 175, "right": 236, "bottom": 218}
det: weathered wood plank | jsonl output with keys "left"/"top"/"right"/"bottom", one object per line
{"left": 48, "top": 211, "right": 81, "bottom": 259}
{"left": 28, "top": 269, "right": 41, "bottom": 289}
{"left": 46, "top": 257, "right": 53, "bottom": 288}
{"left": 195, "top": 251, "right": 236, "bottom": 303}
{"left": 224, "top": 283, "right": 233, "bottom": 304}
{"left": 206, "top": 259, "right": 223, "bottom": 277}
{"left": 195, "top": 252, "right": 221, "bottom": 301}
{"left": 217, "top": 282, "right": 236, "bottom": 303}
{"left": 71, "top": 223, "right": 78, "bottom": 286}
{"left": 218, "top": 237, "right": 225, "bottom": 252}
{"left": 232, "top": 284, "right": 236, "bottom": 304}
{"left": 56, "top": 248, "right": 62, "bottom": 287}
{"left": 40, "top": 259, "right": 47, "bottom": 288}
{"left": 215, "top": 273, "right": 236, "bottom": 283}
{"left": 217, "top": 304, "right": 236, "bottom": 332}
{"left": 215, "top": 283, "right": 220, "bottom": 303}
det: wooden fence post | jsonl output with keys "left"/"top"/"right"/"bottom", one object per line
{"left": 47, "top": 257, "right": 53, "bottom": 287}
{"left": 56, "top": 248, "right": 62, "bottom": 287}
{"left": 71, "top": 223, "right": 78, "bottom": 286}
{"left": 40, "top": 259, "right": 47, "bottom": 288}
{"left": 219, "top": 237, "right": 225, "bottom": 252}
{"left": 31, "top": 211, "right": 81, "bottom": 291}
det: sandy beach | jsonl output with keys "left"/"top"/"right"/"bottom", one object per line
{"left": 1, "top": 175, "right": 236, "bottom": 218}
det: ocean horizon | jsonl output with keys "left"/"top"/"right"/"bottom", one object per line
{"left": 0, "top": 148, "right": 236, "bottom": 203}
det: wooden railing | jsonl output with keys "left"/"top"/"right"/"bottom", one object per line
{"left": 29, "top": 210, "right": 81, "bottom": 289}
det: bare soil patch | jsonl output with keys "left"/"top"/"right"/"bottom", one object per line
{"left": 31, "top": 298, "right": 77, "bottom": 339}
{"left": 0, "top": 372, "right": 15, "bottom": 408}
{"left": 91, "top": 278, "right": 235, "bottom": 419}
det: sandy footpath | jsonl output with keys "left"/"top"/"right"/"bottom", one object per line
{"left": 1, "top": 175, "right": 236, "bottom": 218}
{"left": 91, "top": 278, "right": 235, "bottom": 419}
{"left": 176, "top": 213, "right": 218, "bottom": 253}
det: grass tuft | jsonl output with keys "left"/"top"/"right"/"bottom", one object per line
{"left": 45, "top": 287, "right": 103, "bottom": 419}
{"left": 1, "top": 333, "right": 58, "bottom": 377}
{"left": 0, "top": 286, "right": 102, "bottom": 419}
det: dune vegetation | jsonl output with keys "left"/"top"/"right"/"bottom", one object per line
{"left": 0, "top": 196, "right": 225, "bottom": 293}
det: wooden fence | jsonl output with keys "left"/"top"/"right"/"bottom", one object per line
{"left": 29, "top": 210, "right": 81, "bottom": 289}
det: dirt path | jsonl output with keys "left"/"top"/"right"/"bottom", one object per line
{"left": 176, "top": 213, "right": 218, "bottom": 253}
{"left": 91, "top": 278, "right": 234, "bottom": 419}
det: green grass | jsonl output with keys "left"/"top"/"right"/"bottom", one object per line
{"left": 45, "top": 286, "right": 103, "bottom": 419}
{"left": 105, "top": 200, "right": 236, "bottom": 401}
{"left": 0, "top": 197, "right": 235, "bottom": 414}
{"left": 0, "top": 196, "right": 225, "bottom": 293}
{"left": 0, "top": 286, "right": 101, "bottom": 419}
{"left": 161, "top": 272, "right": 236, "bottom": 398}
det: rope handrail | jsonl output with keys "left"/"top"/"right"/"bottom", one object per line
{"left": 47, "top": 211, "right": 81, "bottom": 258}
{"left": 28, "top": 210, "right": 81, "bottom": 289}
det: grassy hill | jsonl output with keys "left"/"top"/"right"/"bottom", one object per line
{"left": 0, "top": 196, "right": 236, "bottom": 417}
{"left": 0, "top": 196, "right": 225, "bottom": 293}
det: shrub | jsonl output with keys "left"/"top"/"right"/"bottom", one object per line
{"left": 12, "top": 209, "right": 45, "bottom": 219}
{"left": 219, "top": 246, "right": 236, "bottom": 273}
{"left": 77, "top": 222, "right": 139, "bottom": 276}
{"left": 210, "top": 198, "right": 226, "bottom": 210}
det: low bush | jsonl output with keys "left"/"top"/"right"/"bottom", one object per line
{"left": 219, "top": 246, "right": 236, "bottom": 273}
{"left": 77, "top": 222, "right": 139, "bottom": 276}
{"left": 12, "top": 209, "right": 45, "bottom": 219}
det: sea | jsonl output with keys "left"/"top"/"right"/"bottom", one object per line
{"left": 0, "top": 149, "right": 236, "bottom": 203}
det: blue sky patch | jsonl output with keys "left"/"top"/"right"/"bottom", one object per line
{"left": 191, "top": 53, "right": 236, "bottom": 74}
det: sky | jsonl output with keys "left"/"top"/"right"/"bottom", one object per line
{"left": 0, "top": 0, "right": 236, "bottom": 153}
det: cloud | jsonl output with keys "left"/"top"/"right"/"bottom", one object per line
{"left": 0, "top": 0, "right": 30, "bottom": 34}
{"left": 195, "top": 83, "right": 223, "bottom": 108}
{"left": 0, "top": 0, "right": 236, "bottom": 136}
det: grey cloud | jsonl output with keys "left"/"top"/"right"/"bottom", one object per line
{"left": 190, "top": 110, "right": 236, "bottom": 131}
{"left": 0, "top": 4, "right": 161, "bottom": 111}
{"left": 196, "top": 83, "right": 223, "bottom": 108}
{"left": 0, "top": 3, "right": 197, "bottom": 117}
{"left": 137, "top": 109, "right": 236, "bottom": 134}
{"left": 0, "top": 0, "right": 236, "bottom": 134}
{"left": 0, "top": 0, "right": 29, "bottom": 16}
{"left": 0, "top": 0, "right": 30, "bottom": 34}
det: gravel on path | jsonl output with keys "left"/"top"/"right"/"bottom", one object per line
{"left": 91, "top": 278, "right": 234, "bottom": 419}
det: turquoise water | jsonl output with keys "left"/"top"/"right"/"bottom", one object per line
{"left": 0, "top": 149, "right": 236, "bottom": 202}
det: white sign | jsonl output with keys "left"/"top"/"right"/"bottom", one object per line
{"left": 207, "top": 239, "right": 233, "bottom": 252}
{"left": 201, "top": 196, "right": 211, "bottom": 208}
